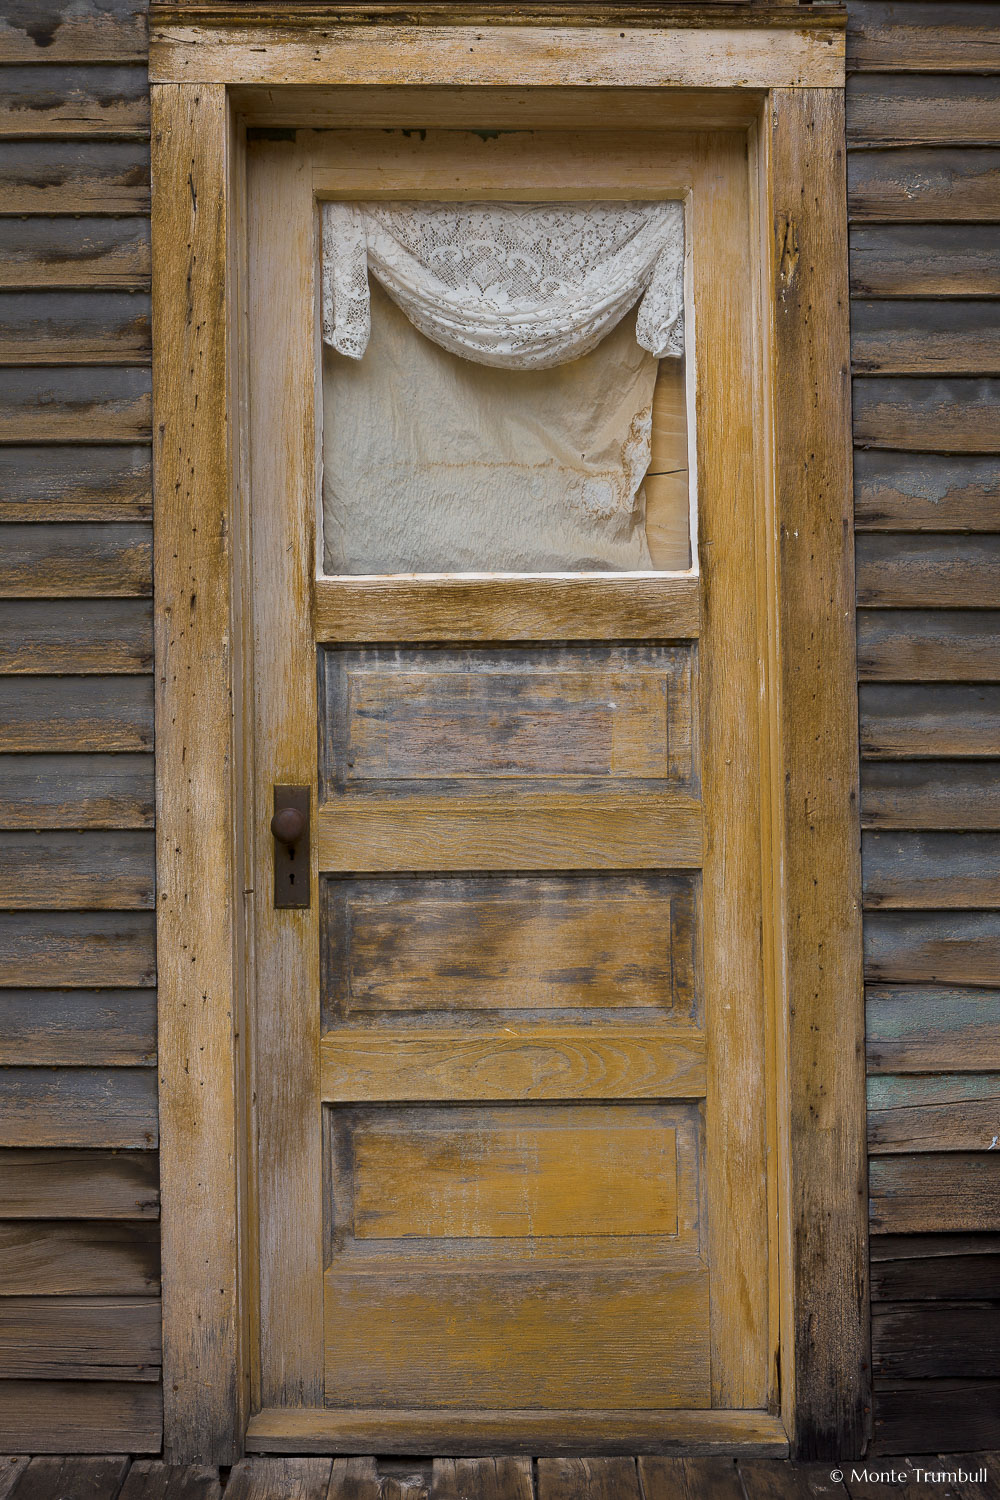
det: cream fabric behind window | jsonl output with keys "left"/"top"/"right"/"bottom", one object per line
{"left": 323, "top": 281, "right": 660, "bottom": 574}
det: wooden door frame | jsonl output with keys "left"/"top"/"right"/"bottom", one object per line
{"left": 149, "top": 4, "right": 867, "bottom": 1466}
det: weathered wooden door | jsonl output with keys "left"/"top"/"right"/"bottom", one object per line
{"left": 245, "top": 124, "right": 776, "bottom": 1450}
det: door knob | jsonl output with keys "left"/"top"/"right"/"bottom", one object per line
{"left": 271, "top": 806, "right": 306, "bottom": 846}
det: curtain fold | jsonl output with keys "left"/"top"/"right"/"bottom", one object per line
{"left": 321, "top": 200, "right": 685, "bottom": 369}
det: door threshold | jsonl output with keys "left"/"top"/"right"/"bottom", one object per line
{"left": 245, "top": 1407, "right": 789, "bottom": 1456}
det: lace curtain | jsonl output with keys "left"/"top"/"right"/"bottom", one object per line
{"left": 321, "top": 200, "right": 685, "bottom": 369}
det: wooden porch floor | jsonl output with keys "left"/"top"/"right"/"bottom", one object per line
{"left": 1, "top": 1455, "right": 999, "bottom": 1499}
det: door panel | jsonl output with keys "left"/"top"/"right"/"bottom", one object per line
{"left": 247, "top": 125, "right": 773, "bottom": 1436}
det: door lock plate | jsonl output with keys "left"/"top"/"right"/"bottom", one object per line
{"left": 271, "top": 785, "right": 310, "bottom": 909}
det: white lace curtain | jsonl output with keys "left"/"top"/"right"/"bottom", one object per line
{"left": 321, "top": 200, "right": 685, "bottom": 369}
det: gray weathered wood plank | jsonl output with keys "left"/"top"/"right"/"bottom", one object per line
{"left": 851, "top": 302, "right": 1000, "bottom": 377}
{"left": 846, "top": 74, "right": 1000, "bottom": 146}
{"left": 119, "top": 1462, "right": 224, "bottom": 1500}
{"left": 853, "top": 378, "right": 1000, "bottom": 454}
{"left": 860, "top": 684, "right": 1000, "bottom": 758}
{"left": 0, "top": 600, "right": 152, "bottom": 673}
{"left": 863, "top": 831, "right": 1000, "bottom": 909}
{"left": 737, "top": 1460, "right": 848, "bottom": 1497}
{"left": 638, "top": 1456, "right": 745, "bottom": 1499}
{"left": 0, "top": 525, "right": 151, "bottom": 599}
{"left": 861, "top": 762, "right": 1000, "bottom": 830}
{"left": 873, "top": 1302, "right": 1000, "bottom": 1380}
{"left": 0, "top": 1381, "right": 161, "bottom": 1455}
{"left": 867, "top": 985, "right": 1000, "bottom": 1073}
{"left": 0, "top": 988, "right": 156, "bottom": 1065}
{"left": 0, "top": 445, "right": 151, "bottom": 522}
{"left": 0, "top": 1148, "right": 158, "bottom": 1218}
{"left": 873, "top": 1381, "right": 1000, "bottom": 1456}
{"left": 871, "top": 1236, "right": 1000, "bottom": 1301}
{"left": 849, "top": 150, "right": 1000, "bottom": 223}
{"left": 847, "top": 3, "right": 1000, "bottom": 73}
{"left": 0, "top": 0, "right": 147, "bottom": 63}
{"left": 864, "top": 909, "right": 1000, "bottom": 985}
{"left": 0, "top": 1066, "right": 157, "bottom": 1149}
{"left": 0, "top": 753, "right": 154, "bottom": 828}
{"left": 0, "top": 64, "right": 150, "bottom": 138}
{"left": 0, "top": 140, "right": 150, "bottom": 214}
{"left": 0, "top": 1295, "right": 160, "bottom": 1381}
{"left": 0, "top": 217, "right": 150, "bottom": 292}
{"left": 225, "top": 1459, "right": 333, "bottom": 1500}
{"left": 870, "top": 1153, "right": 1000, "bottom": 1234}
{"left": 538, "top": 1458, "right": 640, "bottom": 1500}
{"left": 857, "top": 611, "right": 1000, "bottom": 681}
{"left": 868, "top": 1072, "right": 1000, "bottom": 1156}
{"left": 0, "top": 366, "right": 151, "bottom": 443}
{"left": 0, "top": 1221, "right": 159, "bottom": 1295}
{"left": 431, "top": 1458, "right": 533, "bottom": 1500}
{"left": 0, "top": 910, "right": 156, "bottom": 987}
{"left": 0, "top": 289, "right": 151, "bottom": 364}
{"left": 0, "top": 829, "right": 155, "bottom": 910}
{"left": 8, "top": 1455, "right": 132, "bottom": 1500}
{"left": 0, "top": 676, "right": 153, "bottom": 753}
{"left": 850, "top": 226, "right": 1000, "bottom": 300}
{"left": 854, "top": 451, "right": 1000, "bottom": 532}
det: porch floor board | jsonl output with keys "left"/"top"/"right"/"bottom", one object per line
{"left": 1, "top": 1454, "right": 998, "bottom": 1499}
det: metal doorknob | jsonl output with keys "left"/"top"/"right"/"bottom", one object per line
{"left": 270, "top": 806, "right": 306, "bottom": 846}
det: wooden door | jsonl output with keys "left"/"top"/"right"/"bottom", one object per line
{"left": 245, "top": 125, "right": 775, "bottom": 1449}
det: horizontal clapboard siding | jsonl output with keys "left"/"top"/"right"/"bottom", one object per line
{"left": 0, "top": 0, "right": 159, "bottom": 1451}
{"left": 850, "top": 6, "right": 1000, "bottom": 1455}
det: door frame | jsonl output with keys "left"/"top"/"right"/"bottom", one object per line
{"left": 149, "top": 4, "right": 866, "bottom": 1466}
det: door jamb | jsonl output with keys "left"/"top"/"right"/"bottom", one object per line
{"left": 149, "top": 9, "right": 866, "bottom": 1465}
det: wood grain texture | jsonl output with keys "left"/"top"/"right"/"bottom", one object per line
{"left": 0, "top": 218, "right": 151, "bottom": 292}
{"left": 0, "top": 445, "right": 150, "bottom": 523}
{"left": 224, "top": 1459, "right": 333, "bottom": 1500}
{"left": 853, "top": 451, "right": 1000, "bottom": 532}
{"left": 0, "top": 141, "right": 150, "bottom": 214}
{"left": 0, "top": 1148, "right": 158, "bottom": 1219}
{"left": 861, "top": 762, "right": 1000, "bottom": 831}
{"left": 324, "top": 1263, "right": 709, "bottom": 1409}
{"left": 322, "top": 872, "right": 697, "bottom": 1017}
{"left": 864, "top": 910, "right": 1000, "bottom": 985}
{"left": 0, "top": 1221, "right": 159, "bottom": 1295}
{"left": 0, "top": 1380, "right": 161, "bottom": 1455}
{"left": 638, "top": 1456, "right": 745, "bottom": 1500}
{"left": 873, "top": 1302, "right": 1000, "bottom": 1380}
{"left": 6, "top": 1456, "right": 131, "bottom": 1499}
{"left": 431, "top": 1458, "right": 532, "bottom": 1500}
{"left": 770, "top": 87, "right": 868, "bottom": 1459}
{"left": 869, "top": 1153, "right": 1000, "bottom": 1233}
{"left": 151, "top": 80, "right": 242, "bottom": 1464}
{"left": 118, "top": 1461, "right": 224, "bottom": 1500}
{"left": 0, "top": 0, "right": 147, "bottom": 63}
{"left": 860, "top": 684, "right": 1000, "bottom": 758}
{"left": 857, "top": 611, "right": 1000, "bottom": 680}
{"left": 149, "top": 22, "right": 844, "bottom": 89}
{"left": 0, "top": 1459, "right": 27, "bottom": 1498}
{"left": 0, "top": 830, "right": 155, "bottom": 910}
{"left": 850, "top": 226, "right": 1000, "bottom": 300}
{"left": 0, "top": 988, "right": 156, "bottom": 1065}
{"left": 847, "top": 3, "right": 1000, "bottom": 73}
{"left": 849, "top": 150, "right": 1000, "bottom": 223}
{"left": 0, "top": 754, "right": 153, "bottom": 829}
{"left": 0, "top": 670, "right": 154, "bottom": 756}
{"left": 0, "top": 1067, "right": 157, "bottom": 1149}
{"left": 0, "top": 64, "right": 150, "bottom": 138}
{"left": 245, "top": 1405, "right": 788, "bottom": 1457}
{"left": 0, "top": 600, "right": 153, "bottom": 673}
{"left": 846, "top": 73, "right": 1000, "bottom": 148}
{"left": 863, "top": 830, "right": 1000, "bottom": 907}
{"left": 314, "top": 574, "right": 700, "bottom": 643}
{"left": 0, "top": 290, "right": 151, "bottom": 366}
{"left": 866, "top": 985, "right": 1000, "bottom": 1073}
{"left": 870, "top": 1234, "right": 1000, "bottom": 1300}
{"left": 321, "top": 1027, "right": 706, "bottom": 1103}
{"left": 853, "top": 378, "right": 1000, "bottom": 454}
{"left": 0, "top": 366, "right": 152, "bottom": 444}
{"left": 0, "top": 524, "right": 151, "bottom": 599}
{"left": 0, "top": 1296, "right": 160, "bottom": 1381}
{"left": 872, "top": 1380, "right": 1000, "bottom": 1456}
{"left": 0, "top": 911, "right": 155, "bottom": 988}
{"left": 851, "top": 302, "right": 1000, "bottom": 377}
{"left": 867, "top": 1073, "right": 1000, "bottom": 1154}
{"left": 537, "top": 1458, "right": 640, "bottom": 1500}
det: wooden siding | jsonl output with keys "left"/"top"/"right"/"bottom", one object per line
{"left": 0, "top": 0, "right": 160, "bottom": 1456}
{"left": 850, "top": 0, "right": 1000, "bottom": 1456}
{"left": 1, "top": 0, "right": 998, "bottom": 1462}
